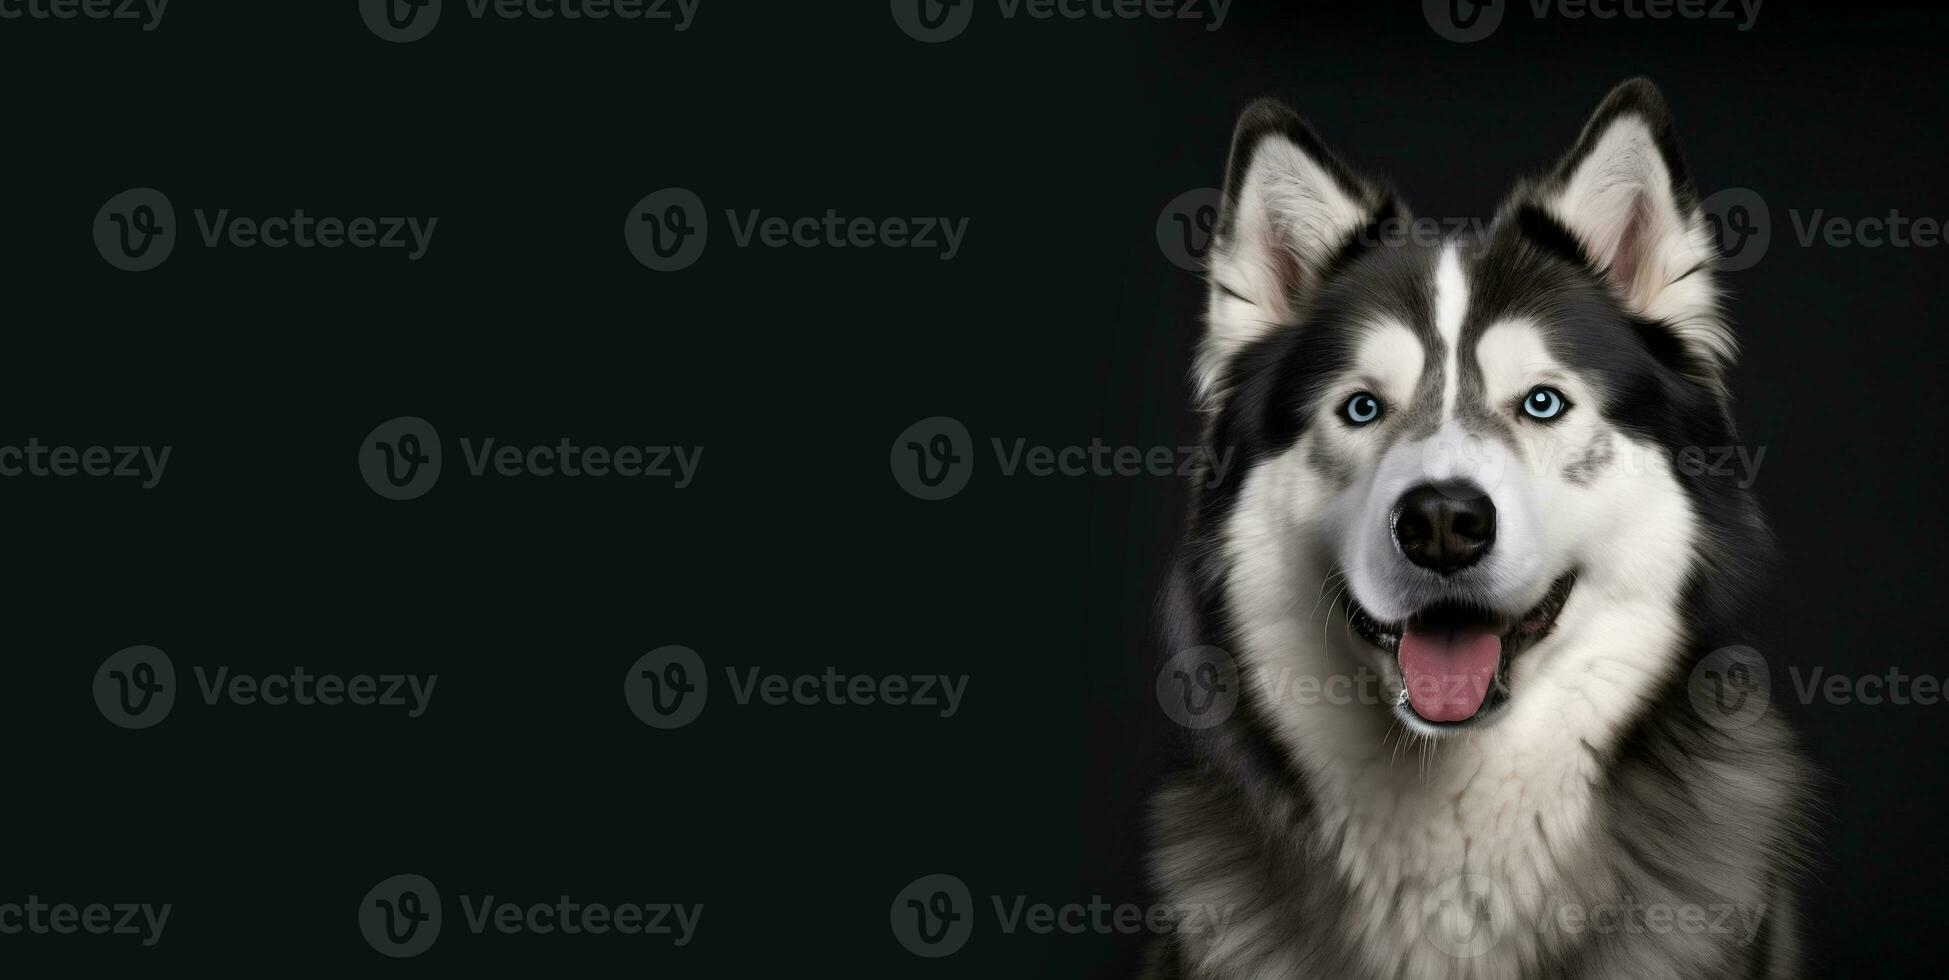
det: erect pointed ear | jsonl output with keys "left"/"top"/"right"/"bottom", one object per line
{"left": 1537, "top": 79, "right": 1732, "bottom": 379}
{"left": 1199, "top": 99, "right": 1395, "bottom": 403}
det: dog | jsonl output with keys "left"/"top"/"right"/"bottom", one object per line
{"left": 1144, "top": 80, "right": 1813, "bottom": 979}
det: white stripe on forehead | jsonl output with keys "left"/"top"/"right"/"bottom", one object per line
{"left": 1433, "top": 244, "right": 1468, "bottom": 421}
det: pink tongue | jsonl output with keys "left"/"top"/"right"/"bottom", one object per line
{"left": 1398, "top": 627, "right": 1503, "bottom": 722}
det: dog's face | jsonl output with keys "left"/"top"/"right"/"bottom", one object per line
{"left": 1198, "top": 81, "right": 1741, "bottom": 741}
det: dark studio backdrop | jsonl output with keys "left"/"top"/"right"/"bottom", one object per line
{"left": 1, "top": 0, "right": 1943, "bottom": 974}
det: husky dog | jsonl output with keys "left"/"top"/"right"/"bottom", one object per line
{"left": 1145, "top": 81, "right": 1813, "bottom": 979}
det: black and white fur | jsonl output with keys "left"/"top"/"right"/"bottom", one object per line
{"left": 1145, "top": 81, "right": 1813, "bottom": 979}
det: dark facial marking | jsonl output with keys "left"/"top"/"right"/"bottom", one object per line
{"left": 1306, "top": 436, "right": 1359, "bottom": 490}
{"left": 1563, "top": 431, "right": 1618, "bottom": 485}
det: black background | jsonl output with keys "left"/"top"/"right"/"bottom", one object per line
{"left": 3, "top": 0, "right": 1945, "bottom": 974}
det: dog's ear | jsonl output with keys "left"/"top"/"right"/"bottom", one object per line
{"left": 1534, "top": 79, "right": 1732, "bottom": 380}
{"left": 1199, "top": 99, "right": 1394, "bottom": 403}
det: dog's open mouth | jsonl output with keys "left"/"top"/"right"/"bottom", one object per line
{"left": 1346, "top": 573, "right": 1576, "bottom": 726}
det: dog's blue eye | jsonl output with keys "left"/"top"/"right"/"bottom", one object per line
{"left": 1344, "top": 393, "right": 1382, "bottom": 426}
{"left": 1522, "top": 386, "right": 1568, "bottom": 421}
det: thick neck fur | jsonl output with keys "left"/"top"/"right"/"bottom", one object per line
{"left": 1147, "top": 433, "right": 1807, "bottom": 979}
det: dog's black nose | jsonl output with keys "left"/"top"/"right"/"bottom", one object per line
{"left": 1393, "top": 482, "right": 1496, "bottom": 574}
